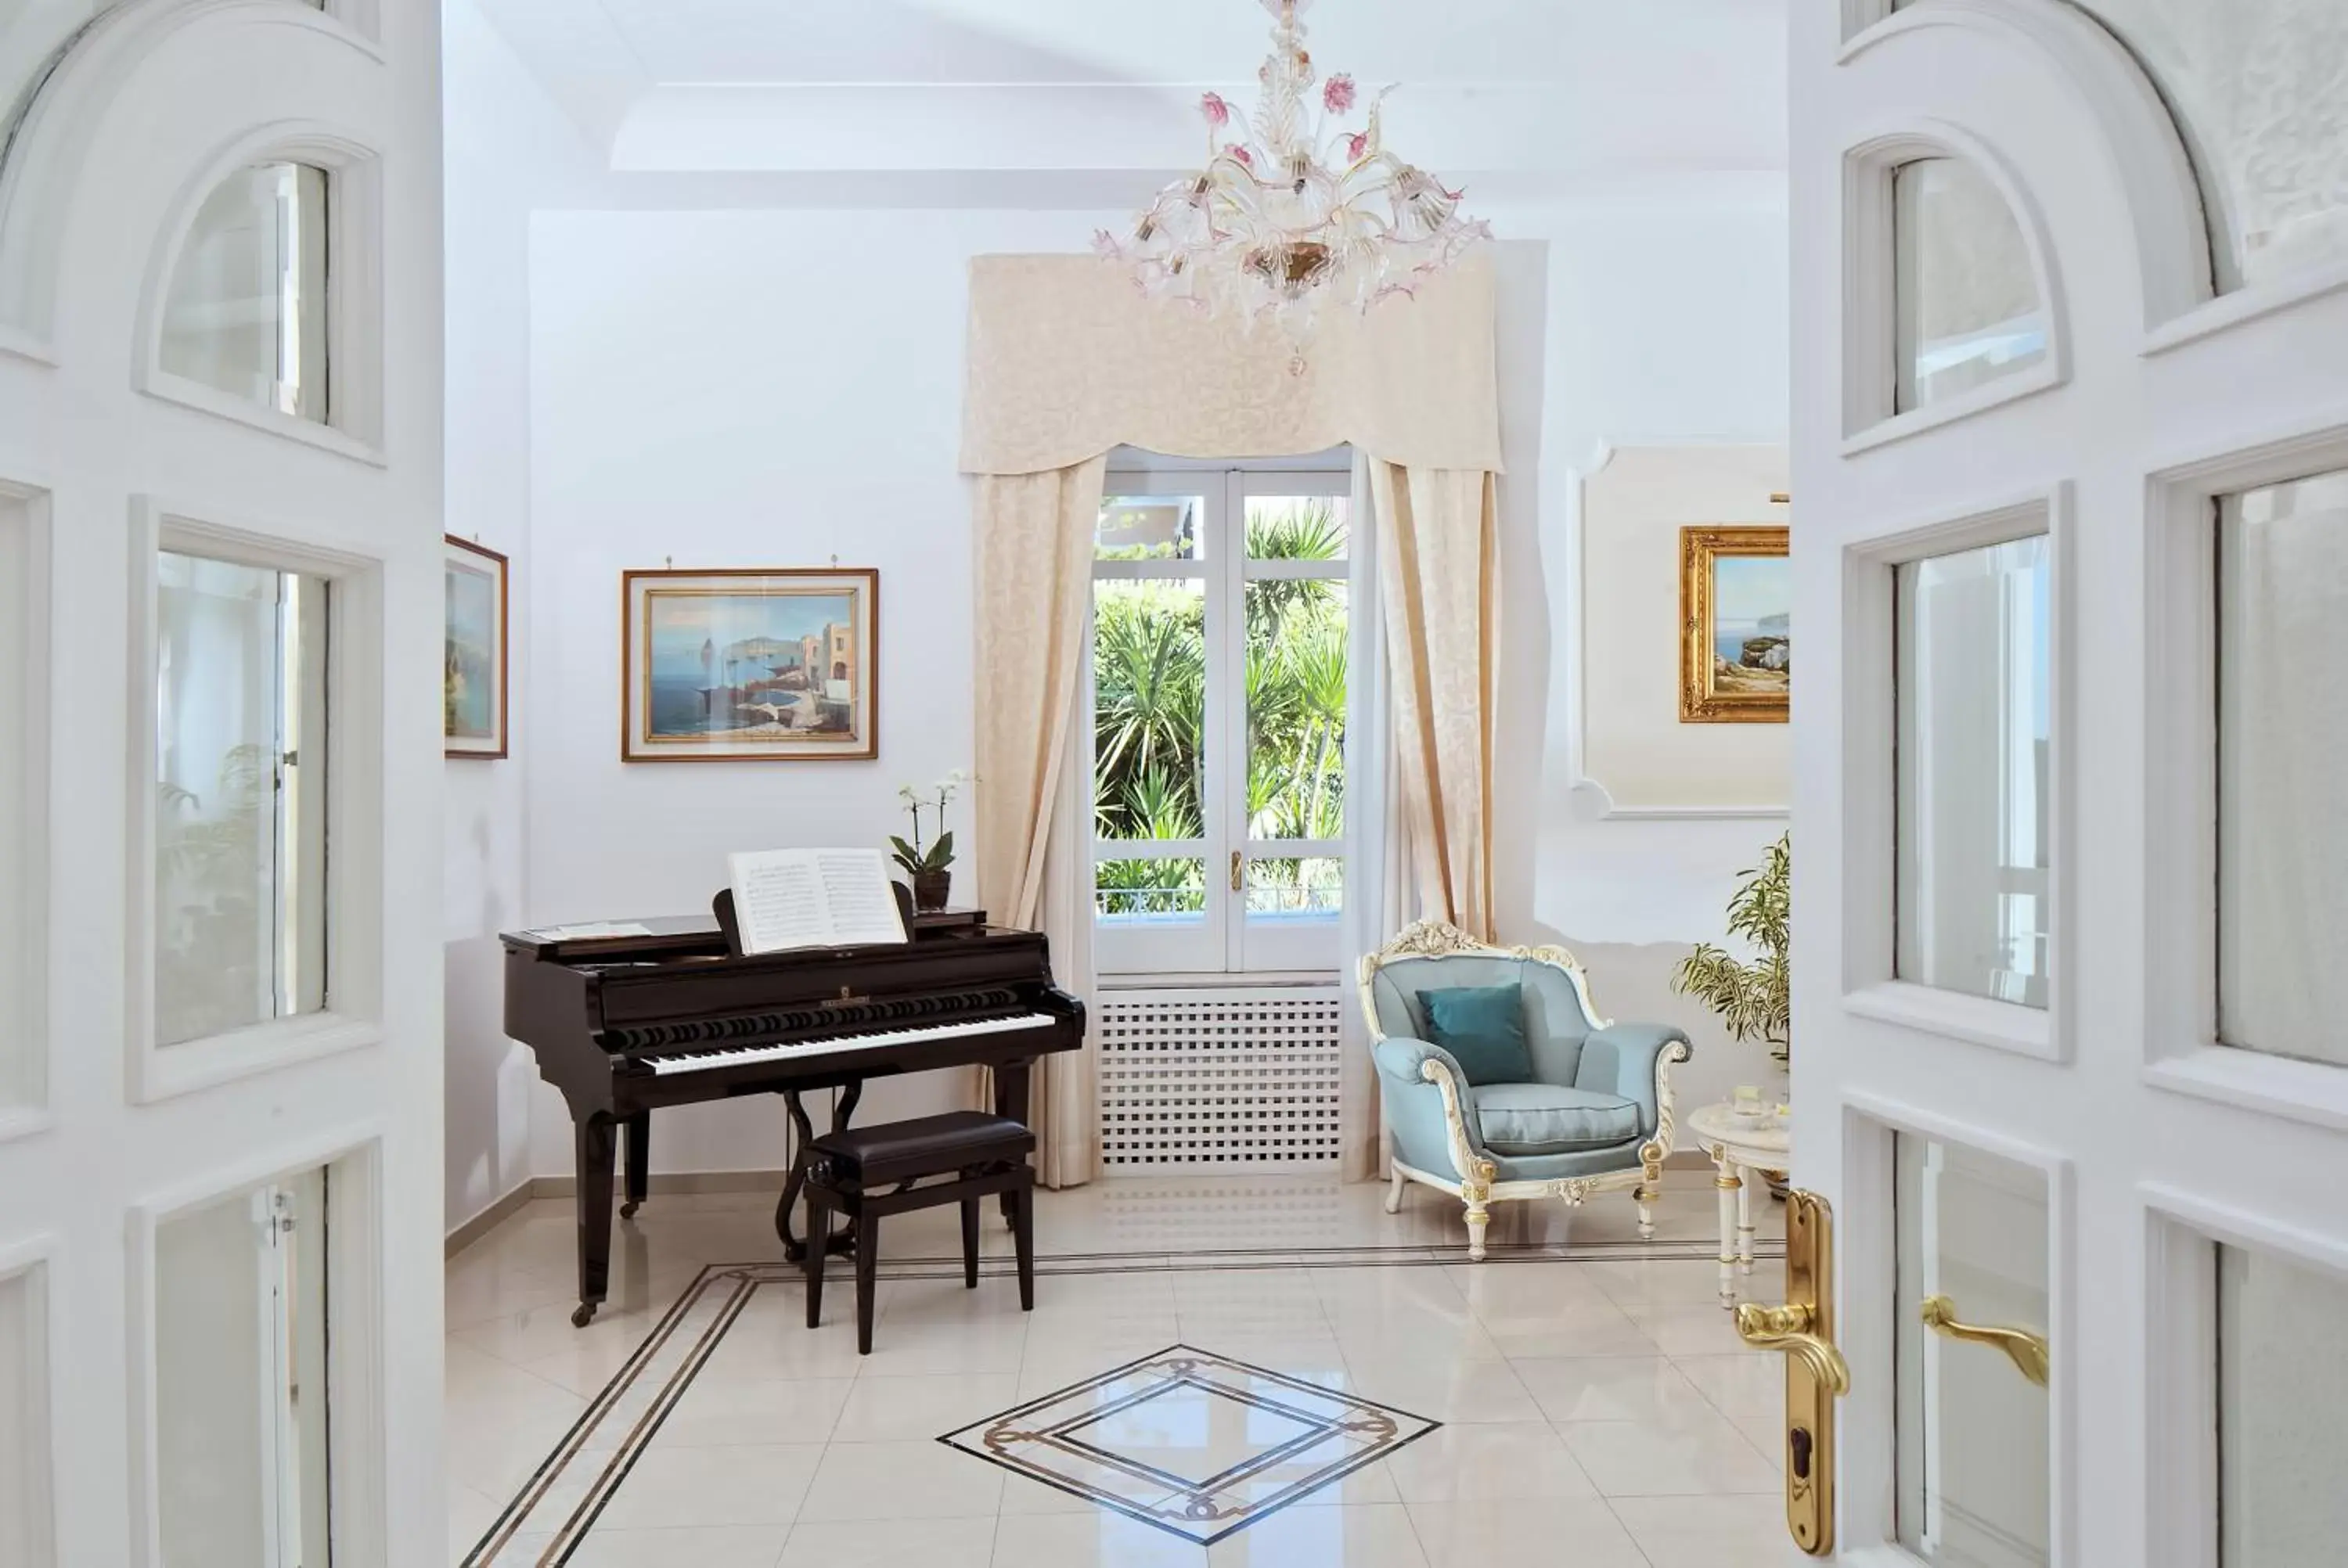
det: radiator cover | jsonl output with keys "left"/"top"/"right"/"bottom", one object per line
{"left": 1095, "top": 986, "right": 1345, "bottom": 1171}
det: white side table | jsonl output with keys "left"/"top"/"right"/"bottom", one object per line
{"left": 1685, "top": 1102, "right": 1792, "bottom": 1307}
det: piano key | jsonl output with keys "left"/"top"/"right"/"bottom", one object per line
{"left": 644, "top": 1010, "right": 1060, "bottom": 1076}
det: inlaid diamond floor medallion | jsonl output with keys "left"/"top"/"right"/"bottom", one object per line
{"left": 940, "top": 1345, "right": 1440, "bottom": 1545}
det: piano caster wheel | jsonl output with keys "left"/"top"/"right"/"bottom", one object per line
{"left": 620, "top": 1199, "right": 641, "bottom": 1220}
{"left": 571, "top": 1302, "right": 598, "bottom": 1329}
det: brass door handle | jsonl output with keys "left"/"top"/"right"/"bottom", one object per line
{"left": 1230, "top": 851, "right": 1243, "bottom": 893}
{"left": 1745, "top": 1190, "right": 1840, "bottom": 1556}
{"left": 1736, "top": 1302, "right": 1852, "bottom": 1395}
{"left": 1921, "top": 1294, "right": 2050, "bottom": 1388}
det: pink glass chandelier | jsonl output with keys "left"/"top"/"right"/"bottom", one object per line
{"left": 1097, "top": 0, "right": 1489, "bottom": 336}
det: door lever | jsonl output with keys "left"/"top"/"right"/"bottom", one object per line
{"left": 1921, "top": 1295, "right": 2050, "bottom": 1388}
{"left": 1734, "top": 1301, "right": 1850, "bottom": 1394}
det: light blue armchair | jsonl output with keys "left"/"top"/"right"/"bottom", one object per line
{"left": 1359, "top": 921, "right": 1693, "bottom": 1261}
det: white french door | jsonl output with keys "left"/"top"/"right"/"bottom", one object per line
{"left": 0, "top": 4, "right": 443, "bottom": 1566}
{"left": 1780, "top": 1, "right": 2348, "bottom": 1563}
{"left": 1092, "top": 462, "right": 1352, "bottom": 976}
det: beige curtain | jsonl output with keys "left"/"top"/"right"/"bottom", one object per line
{"left": 971, "top": 457, "right": 1107, "bottom": 1187}
{"left": 1368, "top": 461, "right": 1499, "bottom": 941}
{"left": 1340, "top": 454, "right": 1421, "bottom": 1181}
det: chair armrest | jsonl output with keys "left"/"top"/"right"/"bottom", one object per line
{"left": 1371, "top": 1036, "right": 1491, "bottom": 1178}
{"left": 1575, "top": 1023, "right": 1693, "bottom": 1142}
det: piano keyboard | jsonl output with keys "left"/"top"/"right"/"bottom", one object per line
{"left": 644, "top": 1010, "right": 1061, "bottom": 1077}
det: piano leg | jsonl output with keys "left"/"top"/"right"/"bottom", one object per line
{"left": 573, "top": 1113, "right": 618, "bottom": 1328}
{"left": 994, "top": 1059, "right": 1033, "bottom": 1227}
{"left": 776, "top": 1088, "right": 861, "bottom": 1264}
{"left": 621, "top": 1112, "right": 650, "bottom": 1220}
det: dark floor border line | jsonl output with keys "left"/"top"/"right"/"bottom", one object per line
{"left": 479, "top": 1232, "right": 1773, "bottom": 1556}
{"left": 463, "top": 1264, "right": 731, "bottom": 1566}
{"left": 548, "top": 1275, "right": 760, "bottom": 1565}
{"left": 708, "top": 1239, "right": 1784, "bottom": 1284}
{"left": 858, "top": 1233, "right": 1756, "bottom": 1264}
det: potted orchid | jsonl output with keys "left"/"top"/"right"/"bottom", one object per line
{"left": 891, "top": 769, "right": 969, "bottom": 913}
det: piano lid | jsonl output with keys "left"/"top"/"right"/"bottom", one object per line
{"left": 502, "top": 908, "right": 989, "bottom": 966}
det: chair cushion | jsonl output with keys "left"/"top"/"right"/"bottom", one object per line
{"left": 1471, "top": 1083, "right": 1642, "bottom": 1155}
{"left": 1417, "top": 984, "right": 1533, "bottom": 1086}
{"left": 809, "top": 1111, "right": 1034, "bottom": 1185}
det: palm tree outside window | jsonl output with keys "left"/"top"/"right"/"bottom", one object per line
{"left": 1091, "top": 463, "right": 1350, "bottom": 975}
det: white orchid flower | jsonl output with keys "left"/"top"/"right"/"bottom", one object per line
{"left": 897, "top": 784, "right": 920, "bottom": 805}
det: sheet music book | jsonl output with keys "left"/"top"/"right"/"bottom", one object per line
{"left": 726, "top": 847, "right": 909, "bottom": 955}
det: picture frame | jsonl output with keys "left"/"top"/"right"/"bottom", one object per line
{"left": 620, "top": 567, "right": 879, "bottom": 763}
{"left": 443, "top": 535, "right": 509, "bottom": 758}
{"left": 1680, "top": 524, "right": 1790, "bottom": 724}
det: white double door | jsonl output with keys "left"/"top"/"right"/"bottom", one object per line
{"left": 1781, "top": 1, "right": 2348, "bottom": 1563}
{"left": 0, "top": 3, "right": 444, "bottom": 1566}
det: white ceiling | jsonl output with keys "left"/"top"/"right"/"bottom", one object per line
{"left": 584, "top": 0, "right": 1781, "bottom": 88}
{"left": 474, "top": 0, "right": 1788, "bottom": 196}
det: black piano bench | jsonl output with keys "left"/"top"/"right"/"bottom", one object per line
{"left": 801, "top": 1111, "right": 1037, "bottom": 1354}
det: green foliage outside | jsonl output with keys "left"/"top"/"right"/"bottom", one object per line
{"left": 1093, "top": 501, "right": 1348, "bottom": 916}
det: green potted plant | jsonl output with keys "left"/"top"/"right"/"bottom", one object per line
{"left": 1673, "top": 830, "right": 1791, "bottom": 1066}
{"left": 891, "top": 769, "right": 968, "bottom": 912}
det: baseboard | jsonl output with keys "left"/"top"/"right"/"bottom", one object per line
{"left": 446, "top": 1169, "right": 793, "bottom": 1257}
{"left": 525, "top": 1168, "right": 792, "bottom": 1199}
{"left": 445, "top": 1179, "right": 538, "bottom": 1258}
{"left": 449, "top": 1157, "right": 1728, "bottom": 1255}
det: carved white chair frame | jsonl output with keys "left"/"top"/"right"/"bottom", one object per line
{"left": 1358, "top": 920, "right": 1691, "bottom": 1260}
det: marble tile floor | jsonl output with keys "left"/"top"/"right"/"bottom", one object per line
{"left": 448, "top": 1170, "right": 1802, "bottom": 1566}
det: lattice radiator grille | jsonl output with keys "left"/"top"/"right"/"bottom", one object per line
{"left": 1096, "top": 987, "right": 1345, "bottom": 1171}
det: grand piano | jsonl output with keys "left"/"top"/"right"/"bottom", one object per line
{"left": 501, "top": 904, "right": 1084, "bottom": 1325}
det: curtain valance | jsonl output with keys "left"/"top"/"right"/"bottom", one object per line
{"left": 959, "top": 250, "right": 1504, "bottom": 477}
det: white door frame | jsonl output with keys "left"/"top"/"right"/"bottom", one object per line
{"left": 1792, "top": 1, "right": 2348, "bottom": 1563}
{"left": 0, "top": 2, "right": 444, "bottom": 1565}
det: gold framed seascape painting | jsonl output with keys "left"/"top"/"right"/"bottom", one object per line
{"left": 1680, "top": 525, "right": 1789, "bottom": 724}
{"left": 445, "top": 535, "right": 509, "bottom": 758}
{"left": 621, "top": 567, "right": 879, "bottom": 762}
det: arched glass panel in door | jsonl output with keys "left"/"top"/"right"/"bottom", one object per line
{"left": 1892, "top": 0, "right": 2348, "bottom": 286}
{"left": 1893, "top": 156, "right": 2049, "bottom": 413}
{"left": 2069, "top": 0, "right": 2348, "bottom": 286}
{"left": 159, "top": 162, "right": 330, "bottom": 423}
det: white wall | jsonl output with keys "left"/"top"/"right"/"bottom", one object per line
{"left": 1497, "top": 196, "right": 1795, "bottom": 1113}
{"left": 442, "top": 0, "right": 603, "bottom": 1231}
{"left": 521, "top": 207, "right": 1143, "bottom": 1174}
{"left": 441, "top": 1, "right": 1795, "bottom": 1196}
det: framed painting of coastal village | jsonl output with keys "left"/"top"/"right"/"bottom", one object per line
{"left": 620, "top": 567, "right": 879, "bottom": 762}
{"left": 445, "top": 535, "right": 510, "bottom": 758}
{"left": 1679, "top": 525, "right": 1789, "bottom": 724}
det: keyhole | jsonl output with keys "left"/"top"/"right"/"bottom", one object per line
{"left": 1789, "top": 1424, "right": 1813, "bottom": 1480}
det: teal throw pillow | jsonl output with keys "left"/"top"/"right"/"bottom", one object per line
{"left": 1416, "top": 984, "right": 1532, "bottom": 1087}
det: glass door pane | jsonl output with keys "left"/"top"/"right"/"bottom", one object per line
{"left": 2064, "top": 1, "right": 2348, "bottom": 287}
{"left": 160, "top": 164, "right": 330, "bottom": 423}
{"left": 155, "top": 1168, "right": 333, "bottom": 1568}
{"left": 1093, "top": 480, "right": 1219, "bottom": 973}
{"left": 154, "top": 552, "right": 330, "bottom": 1046}
{"left": 1895, "top": 534, "right": 2052, "bottom": 1007}
{"left": 1896, "top": 1133, "right": 2051, "bottom": 1563}
{"left": 1238, "top": 486, "right": 1349, "bottom": 971}
{"left": 2219, "top": 1244, "right": 2348, "bottom": 1563}
{"left": 2218, "top": 468, "right": 2347, "bottom": 1066}
{"left": 1893, "top": 157, "right": 2048, "bottom": 412}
